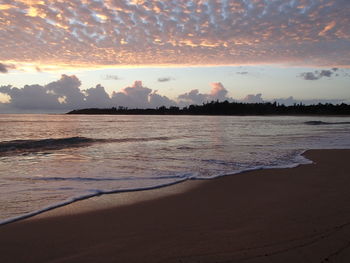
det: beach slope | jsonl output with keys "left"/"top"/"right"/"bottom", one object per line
{"left": 1, "top": 149, "right": 350, "bottom": 263}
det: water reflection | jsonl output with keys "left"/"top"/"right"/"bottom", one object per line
{"left": 0, "top": 114, "right": 350, "bottom": 221}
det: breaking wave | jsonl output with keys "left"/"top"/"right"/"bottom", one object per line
{"left": 31, "top": 173, "right": 192, "bottom": 182}
{"left": 304, "top": 121, "right": 350, "bottom": 125}
{"left": 0, "top": 136, "right": 175, "bottom": 156}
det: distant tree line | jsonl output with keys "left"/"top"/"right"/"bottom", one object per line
{"left": 67, "top": 101, "right": 350, "bottom": 115}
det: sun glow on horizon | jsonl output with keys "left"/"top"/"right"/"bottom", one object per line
{"left": 0, "top": 93, "right": 11, "bottom": 103}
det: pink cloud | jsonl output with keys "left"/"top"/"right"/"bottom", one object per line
{"left": 0, "top": 76, "right": 347, "bottom": 112}
{"left": 178, "top": 82, "right": 231, "bottom": 105}
{"left": 210, "top": 82, "right": 228, "bottom": 101}
{"left": 0, "top": 0, "right": 348, "bottom": 68}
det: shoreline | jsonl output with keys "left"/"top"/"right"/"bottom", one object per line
{"left": 0, "top": 149, "right": 311, "bottom": 226}
{"left": 1, "top": 149, "right": 350, "bottom": 262}
{"left": 0, "top": 177, "right": 194, "bottom": 226}
{"left": 66, "top": 113, "right": 350, "bottom": 117}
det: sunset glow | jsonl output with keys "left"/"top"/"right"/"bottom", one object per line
{"left": 0, "top": 0, "right": 349, "bottom": 112}
{"left": 1, "top": 0, "right": 349, "bottom": 68}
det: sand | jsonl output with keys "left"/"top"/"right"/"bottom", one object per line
{"left": 1, "top": 149, "right": 350, "bottom": 263}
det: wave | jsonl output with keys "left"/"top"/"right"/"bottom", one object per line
{"left": 0, "top": 150, "right": 313, "bottom": 226}
{"left": 304, "top": 121, "right": 350, "bottom": 125}
{"left": 32, "top": 173, "right": 192, "bottom": 182}
{"left": 0, "top": 178, "right": 189, "bottom": 226}
{"left": 0, "top": 136, "right": 176, "bottom": 156}
{"left": 0, "top": 137, "right": 95, "bottom": 155}
{"left": 177, "top": 146, "right": 194, "bottom": 150}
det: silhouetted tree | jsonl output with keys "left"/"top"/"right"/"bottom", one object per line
{"left": 67, "top": 101, "right": 350, "bottom": 116}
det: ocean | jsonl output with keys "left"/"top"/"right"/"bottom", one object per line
{"left": 1, "top": 114, "right": 350, "bottom": 224}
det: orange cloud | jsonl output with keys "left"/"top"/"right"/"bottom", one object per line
{"left": 319, "top": 21, "right": 337, "bottom": 36}
{"left": 0, "top": 0, "right": 349, "bottom": 69}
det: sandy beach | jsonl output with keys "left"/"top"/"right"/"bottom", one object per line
{"left": 1, "top": 149, "right": 350, "bottom": 263}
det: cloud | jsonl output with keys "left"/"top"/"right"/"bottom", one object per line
{"left": 157, "top": 77, "right": 174, "bottom": 82}
{"left": 84, "top": 84, "right": 113, "bottom": 108}
{"left": 272, "top": 96, "right": 345, "bottom": 106}
{"left": 299, "top": 69, "right": 337, "bottom": 80}
{"left": 0, "top": 75, "right": 109, "bottom": 111}
{"left": 0, "top": 76, "right": 178, "bottom": 112}
{"left": 242, "top": 94, "right": 264, "bottom": 103}
{"left": 234, "top": 67, "right": 263, "bottom": 77}
{"left": 0, "top": 75, "right": 348, "bottom": 112}
{"left": 149, "top": 91, "right": 177, "bottom": 108}
{"left": 178, "top": 82, "right": 231, "bottom": 105}
{"left": 300, "top": 72, "right": 320, "bottom": 80}
{"left": 236, "top": 72, "right": 249, "bottom": 75}
{"left": 0, "top": 84, "right": 62, "bottom": 110}
{"left": 178, "top": 89, "right": 209, "bottom": 105}
{"left": 0, "top": 63, "right": 15, "bottom": 73}
{"left": 239, "top": 92, "right": 347, "bottom": 105}
{"left": 0, "top": 75, "right": 86, "bottom": 111}
{"left": 111, "top": 81, "right": 177, "bottom": 109}
{"left": 319, "top": 70, "right": 333, "bottom": 78}
{"left": 112, "top": 81, "right": 152, "bottom": 109}
{"left": 0, "top": 63, "right": 8, "bottom": 73}
{"left": 210, "top": 82, "right": 228, "bottom": 101}
{"left": 0, "top": 0, "right": 349, "bottom": 68}
{"left": 45, "top": 74, "right": 85, "bottom": 107}
{"left": 103, "top": 74, "right": 120, "bottom": 80}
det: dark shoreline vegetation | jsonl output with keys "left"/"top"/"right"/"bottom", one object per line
{"left": 67, "top": 101, "right": 350, "bottom": 115}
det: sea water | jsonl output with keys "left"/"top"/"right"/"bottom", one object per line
{"left": 1, "top": 114, "right": 350, "bottom": 223}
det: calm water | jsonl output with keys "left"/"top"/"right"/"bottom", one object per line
{"left": 1, "top": 114, "right": 350, "bottom": 223}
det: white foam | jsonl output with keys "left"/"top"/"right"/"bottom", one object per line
{"left": 0, "top": 178, "right": 188, "bottom": 226}
{"left": 0, "top": 150, "right": 313, "bottom": 226}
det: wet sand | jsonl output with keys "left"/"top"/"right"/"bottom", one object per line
{"left": 1, "top": 149, "right": 350, "bottom": 263}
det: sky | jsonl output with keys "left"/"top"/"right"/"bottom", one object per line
{"left": 0, "top": 0, "right": 349, "bottom": 113}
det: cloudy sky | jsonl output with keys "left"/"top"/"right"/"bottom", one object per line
{"left": 0, "top": 0, "right": 349, "bottom": 112}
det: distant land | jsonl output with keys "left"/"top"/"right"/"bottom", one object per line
{"left": 67, "top": 101, "right": 350, "bottom": 116}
